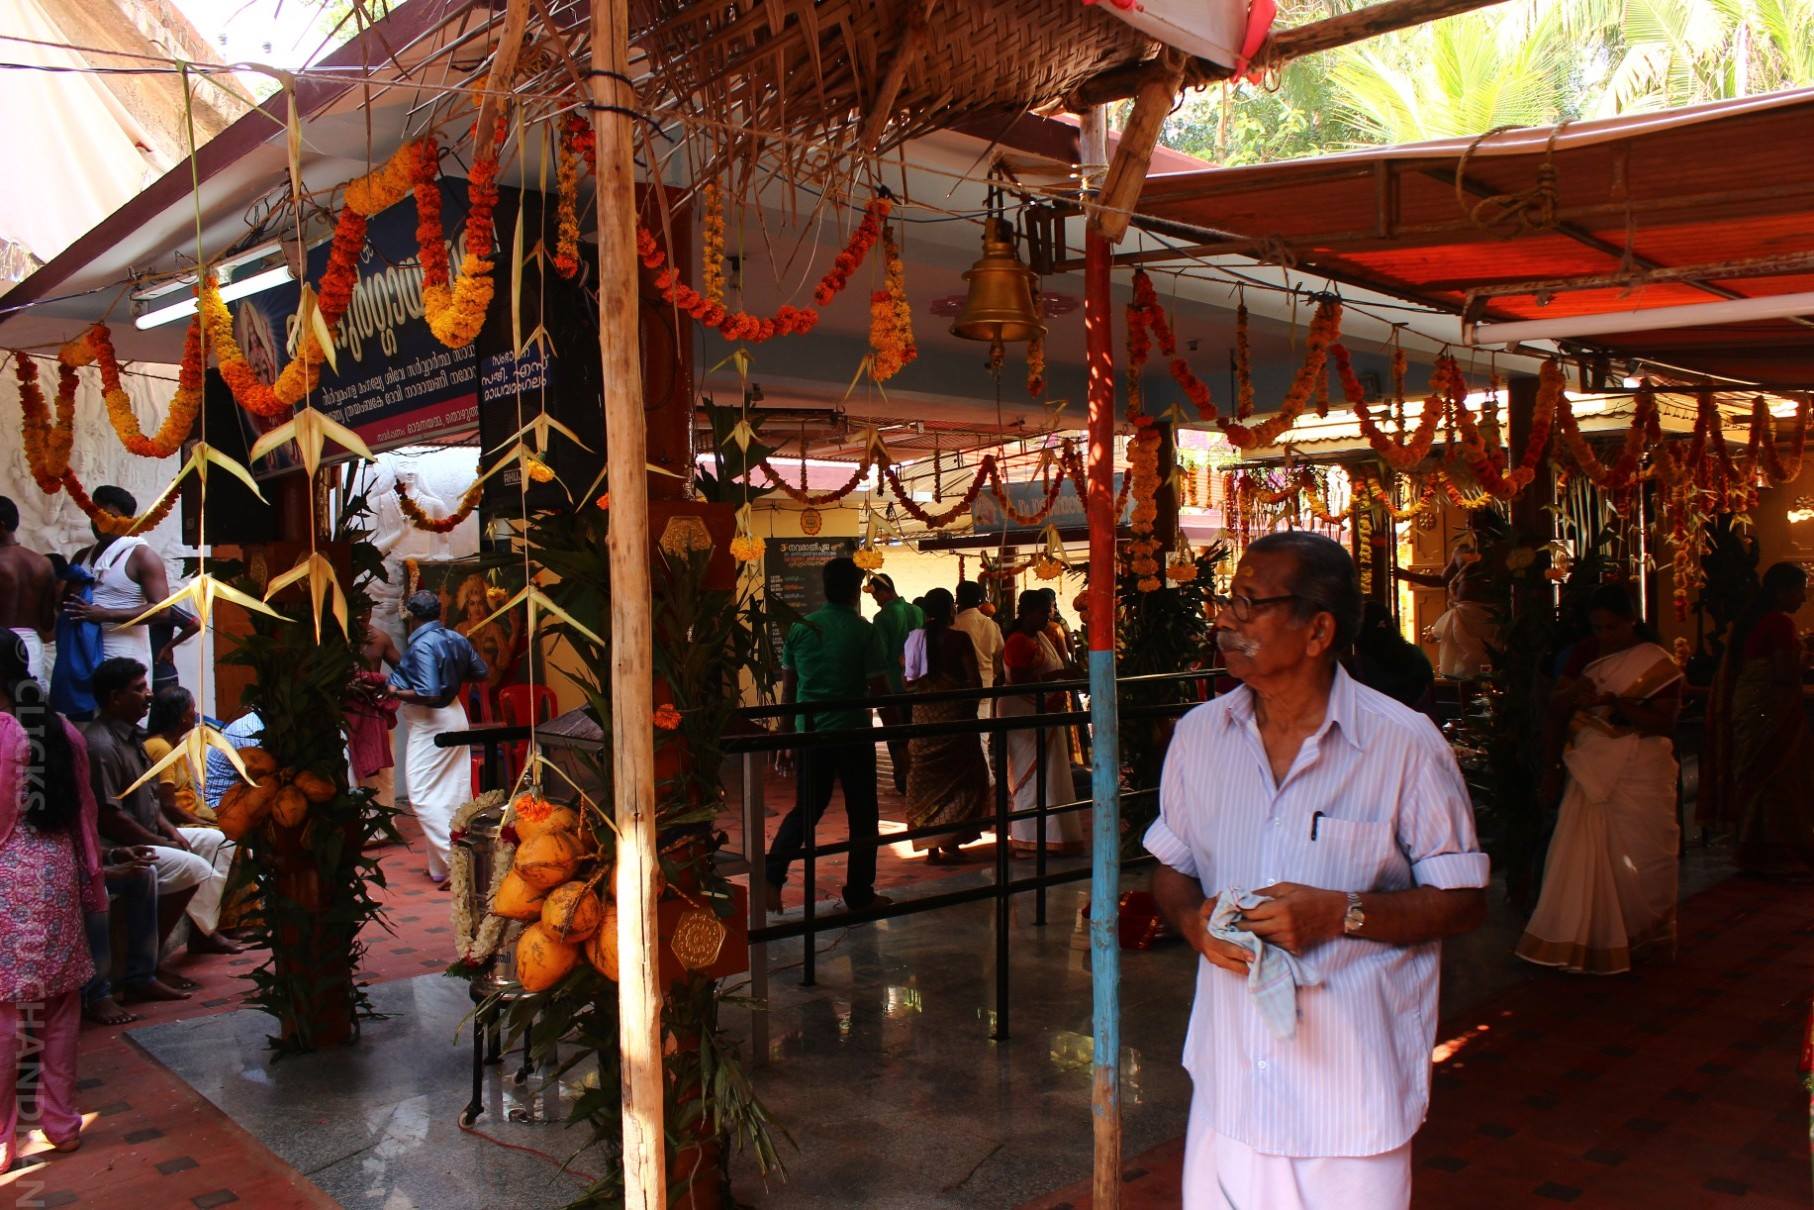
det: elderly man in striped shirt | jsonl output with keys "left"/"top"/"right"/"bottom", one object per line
{"left": 1147, "top": 531, "right": 1489, "bottom": 1209}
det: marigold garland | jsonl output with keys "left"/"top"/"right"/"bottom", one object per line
{"left": 1552, "top": 375, "right": 1654, "bottom": 492}
{"left": 64, "top": 323, "right": 201, "bottom": 458}
{"left": 554, "top": 115, "right": 588, "bottom": 279}
{"left": 1125, "top": 270, "right": 1342, "bottom": 449}
{"left": 1233, "top": 302, "right": 1255, "bottom": 420}
{"left": 1025, "top": 335, "right": 1045, "bottom": 399}
{"left": 418, "top": 127, "right": 504, "bottom": 350}
{"left": 868, "top": 225, "right": 916, "bottom": 383}
{"left": 13, "top": 355, "right": 76, "bottom": 493}
{"left": 398, "top": 482, "right": 483, "bottom": 534}
{"left": 1335, "top": 345, "right": 1451, "bottom": 472}
{"left": 700, "top": 180, "right": 727, "bottom": 308}
{"left": 1741, "top": 393, "right": 1810, "bottom": 487}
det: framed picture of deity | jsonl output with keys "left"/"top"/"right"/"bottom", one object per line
{"left": 402, "top": 558, "right": 527, "bottom": 718}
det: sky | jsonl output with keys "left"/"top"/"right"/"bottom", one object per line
{"left": 173, "top": 0, "right": 347, "bottom": 71}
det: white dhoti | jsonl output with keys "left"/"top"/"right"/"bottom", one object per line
{"left": 148, "top": 840, "right": 216, "bottom": 909}
{"left": 8, "top": 628, "right": 43, "bottom": 683}
{"left": 1183, "top": 1093, "right": 1411, "bottom": 1210}
{"left": 1430, "top": 601, "right": 1497, "bottom": 678}
{"left": 400, "top": 700, "right": 470, "bottom": 880}
{"left": 173, "top": 827, "right": 236, "bottom": 935}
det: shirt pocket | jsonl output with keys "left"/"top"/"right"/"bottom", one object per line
{"left": 1298, "top": 816, "right": 1400, "bottom": 893}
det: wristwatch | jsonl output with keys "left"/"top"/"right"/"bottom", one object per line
{"left": 1342, "top": 892, "right": 1366, "bottom": 936}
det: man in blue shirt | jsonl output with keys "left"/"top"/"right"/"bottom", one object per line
{"left": 766, "top": 557, "right": 892, "bottom": 914}
{"left": 388, "top": 590, "right": 488, "bottom": 885}
{"left": 202, "top": 709, "right": 265, "bottom": 812}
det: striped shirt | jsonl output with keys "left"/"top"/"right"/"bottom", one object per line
{"left": 1144, "top": 663, "right": 1488, "bottom": 1158}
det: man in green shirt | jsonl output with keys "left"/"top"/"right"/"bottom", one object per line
{"left": 767, "top": 557, "right": 893, "bottom": 914}
{"left": 866, "top": 572, "right": 923, "bottom": 794}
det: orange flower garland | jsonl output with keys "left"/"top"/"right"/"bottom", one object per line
{"left": 1125, "top": 270, "right": 1341, "bottom": 449}
{"left": 1450, "top": 359, "right": 1561, "bottom": 501}
{"left": 1552, "top": 376, "right": 1654, "bottom": 492}
{"left": 66, "top": 322, "right": 202, "bottom": 458}
{"left": 700, "top": 181, "right": 727, "bottom": 308}
{"left": 204, "top": 203, "right": 372, "bottom": 417}
{"left": 13, "top": 355, "right": 77, "bottom": 493}
{"left": 868, "top": 225, "right": 916, "bottom": 383}
{"left": 1334, "top": 345, "right": 1451, "bottom": 472}
{"left": 1742, "top": 393, "right": 1810, "bottom": 486}
{"left": 1233, "top": 302, "right": 1255, "bottom": 420}
{"left": 553, "top": 115, "right": 593, "bottom": 279}
{"left": 61, "top": 468, "right": 177, "bottom": 536}
{"left": 1025, "top": 336, "right": 1045, "bottom": 399}
{"left": 418, "top": 129, "right": 504, "bottom": 350}
{"left": 757, "top": 456, "right": 870, "bottom": 505}
{"left": 398, "top": 483, "right": 483, "bottom": 534}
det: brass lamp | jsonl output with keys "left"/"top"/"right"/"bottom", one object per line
{"left": 950, "top": 217, "right": 1045, "bottom": 344}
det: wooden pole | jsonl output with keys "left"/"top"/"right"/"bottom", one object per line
{"left": 589, "top": 2, "right": 666, "bottom": 1206}
{"left": 1092, "top": 51, "right": 1187, "bottom": 244}
{"left": 1081, "top": 105, "right": 1123, "bottom": 1210}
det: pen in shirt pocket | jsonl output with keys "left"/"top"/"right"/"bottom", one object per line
{"left": 1310, "top": 810, "right": 1325, "bottom": 841}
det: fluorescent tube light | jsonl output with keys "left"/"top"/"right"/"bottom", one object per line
{"left": 1467, "top": 291, "right": 1814, "bottom": 346}
{"left": 133, "top": 264, "right": 295, "bottom": 330}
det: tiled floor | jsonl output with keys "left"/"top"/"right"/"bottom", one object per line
{"left": 0, "top": 782, "right": 1019, "bottom": 1208}
{"left": 8, "top": 783, "right": 1809, "bottom": 1209}
{"left": 1022, "top": 874, "right": 1814, "bottom": 1209}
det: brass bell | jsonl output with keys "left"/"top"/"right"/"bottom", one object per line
{"left": 950, "top": 217, "right": 1045, "bottom": 344}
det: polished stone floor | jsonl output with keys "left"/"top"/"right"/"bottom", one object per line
{"left": 133, "top": 977, "right": 608, "bottom": 1209}
{"left": 120, "top": 841, "right": 1753, "bottom": 1209}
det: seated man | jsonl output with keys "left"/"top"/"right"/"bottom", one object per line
{"left": 202, "top": 708, "right": 265, "bottom": 815}
{"left": 82, "top": 658, "right": 236, "bottom": 992}
{"left": 81, "top": 850, "right": 167, "bottom": 1025}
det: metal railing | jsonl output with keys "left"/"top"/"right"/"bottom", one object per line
{"left": 437, "top": 666, "right": 1223, "bottom": 1053}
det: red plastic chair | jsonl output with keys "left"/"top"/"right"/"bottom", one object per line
{"left": 498, "top": 683, "right": 560, "bottom": 783}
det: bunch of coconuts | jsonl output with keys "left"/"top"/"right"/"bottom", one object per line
{"left": 213, "top": 748, "right": 341, "bottom": 840}
{"left": 489, "top": 794, "right": 621, "bottom": 992}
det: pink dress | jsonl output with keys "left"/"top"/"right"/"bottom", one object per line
{"left": 0, "top": 715, "right": 106, "bottom": 1002}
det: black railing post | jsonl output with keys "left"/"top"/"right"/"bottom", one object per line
{"left": 992, "top": 724, "right": 1010, "bottom": 1042}
{"left": 801, "top": 744, "right": 816, "bottom": 988}
{"left": 1034, "top": 725, "right": 1048, "bottom": 927}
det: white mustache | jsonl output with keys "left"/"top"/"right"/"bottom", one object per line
{"left": 1218, "top": 632, "right": 1260, "bottom": 658}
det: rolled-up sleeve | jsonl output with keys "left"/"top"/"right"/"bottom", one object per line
{"left": 1401, "top": 732, "right": 1490, "bottom": 890}
{"left": 1143, "top": 739, "right": 1200, "bottom": 878}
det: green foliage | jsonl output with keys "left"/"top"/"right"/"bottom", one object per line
{"left": 694, "top": 399, "right": 777, "bottom": 506}
{"left": 219, "top": 505, "right": 399, "bottom": 1053}
{"left": 1114, "top": 542, "right": 1230, "bottom": 839}
{"left": 1166, "top": 0, "right": 1814, "bottom": 165}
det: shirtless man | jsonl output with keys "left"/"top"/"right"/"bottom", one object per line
{"left": 1393, "top": 508, "right": 1511, "bottom": 678}
{"left": 0, "top": 496, "right": 56, "bottom": 681}
{"left": 65, "top": 485, "right": 197, "bottom": 669}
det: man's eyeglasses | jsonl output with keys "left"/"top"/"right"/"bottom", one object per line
{"left": 1213, "top": 592, "right": 1299, "bottom": 623}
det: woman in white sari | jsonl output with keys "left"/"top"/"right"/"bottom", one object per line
{"left": 1517, "top": 585, "right": 1683, "bottom": 975}
{"left": 999, "top": 592, "right": 1084, "bottom": 854}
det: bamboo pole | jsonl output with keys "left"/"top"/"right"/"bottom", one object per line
{"left": 1080, "top": 106, "right": 1124, "bottom": 1210}
{"left": 1092, "top": 51, "right": 1187, "bottom": 245}
{"left": 589, "top": 1, "right": 666, "bottom": 1205}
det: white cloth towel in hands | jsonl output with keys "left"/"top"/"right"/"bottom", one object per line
{"left": 1208, "top": 888, "right": 1322, "bottom": 1039}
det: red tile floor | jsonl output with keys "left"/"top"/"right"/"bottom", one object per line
{"left": 1024, "top": 875, "right": 1814, "bottom": 1209}
{"left": 6, "top": 786, "right": 1808, "bottom": 1209}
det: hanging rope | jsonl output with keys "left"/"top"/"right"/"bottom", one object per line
{"left": 1455, "top": 121, "right": 1568, "bottom": 235}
